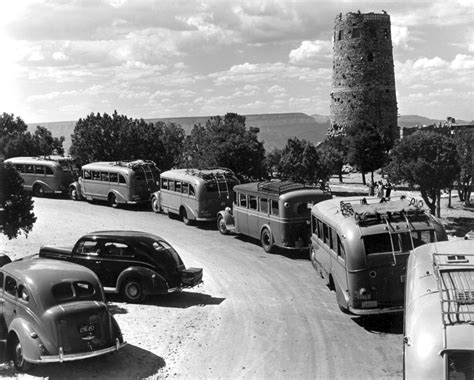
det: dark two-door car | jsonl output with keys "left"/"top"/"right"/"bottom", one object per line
{"left": 0, "top": 257, "right": 126, "bottom": 371}
{"left": 39, "top": 230, "right": 203, "bottom": 303}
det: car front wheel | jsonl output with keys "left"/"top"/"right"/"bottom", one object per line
{"left": 122, "top": 279, "right": 146, "bottom": 303}
{"left": 12, "top": 337, "right": 32, "bottom": 372}
{"left": 217, "top": 215, "right": 229, "bottom": 235}
{"left": 151, "top": 197, "right": 160, "bottom": 213}
{"left": 108, "top": 194, "right": 119, "bottom": 208}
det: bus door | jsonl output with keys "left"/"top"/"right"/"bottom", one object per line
{"left": 314, "top": 219, "right": 333, "bottom": 279}
{"left": 246, "top": 194, "right": 260, "bottom": 239}
{"left": 235, "top": 193, "right": 249, "bottom": 235}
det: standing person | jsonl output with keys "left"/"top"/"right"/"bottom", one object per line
{"left": 385, "top": 180, "right": 392, "bottom": 199}
{"left": 368, "top": 181, "right": 375, "bottom": 196}
{"left": 376, "top": 181, "right": 384, "bottom": 198}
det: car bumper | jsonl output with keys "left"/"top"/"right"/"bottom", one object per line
{"left": 34, "top": 339, "right": 127, "bottom": 363}
{"left": 349, "top": 306, "right": 403, "bottom": 315}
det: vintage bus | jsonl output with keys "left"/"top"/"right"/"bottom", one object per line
{"left": 310, "top": 196, "right": 448, "bottom": 315}
{"left": 151, "top": 168, "right": 240, "bottom": 225}
{"left": 4, "top": 155, "right": 78, "bottom": 197}
{"left": 70, "top": 160, "right": 160, "bottom": 207}
{"left": 218, "top": 181, "right": 332, "bottom": 253}
{"left": 404, "top": 240, "right": 474, "bottom": 380}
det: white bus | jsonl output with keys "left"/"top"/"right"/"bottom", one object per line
{"left": 70, "top": 160, "right": 160, "bottom": 207}
{"left": 5, "top": 156, "right": 78, "bottom": 197}
{"left": 151, "top": 168, "right": 240, "bottom": 225}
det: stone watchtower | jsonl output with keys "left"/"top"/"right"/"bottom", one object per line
{"left": 329, "top": 11, "right": 398, "bottom": 137}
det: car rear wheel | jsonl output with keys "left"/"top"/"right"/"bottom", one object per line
{"left": 12, "top": 336, "right": 32, "bottom": 372}
{"left": 261, "top": 228, "right": 274, "bottom": 253}
{"left": 108, "top": 194, "right": 119, "bottom": 208}
{"left": 217, "top": 215, "right": 229, "bottom": 235}
{"left": 122, "top": 279, "right": 146, "bottom": 303}
{"left": 32, "top": 184, "right": 45, "bottom": 197}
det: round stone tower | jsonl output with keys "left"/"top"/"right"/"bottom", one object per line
{"left": 330, "top": 11, "right": 398, "bottom": 137}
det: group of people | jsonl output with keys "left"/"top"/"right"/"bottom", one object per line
{"left": 368, "top": 179, "right": 392, "bottom": 199}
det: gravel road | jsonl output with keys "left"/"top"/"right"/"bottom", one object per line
{"left": 0, "top": 197, "right": 403, "bottom": 379}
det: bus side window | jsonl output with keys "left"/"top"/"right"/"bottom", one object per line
{"left": 169, "top": 181, "right": 175, "bottom": 192}
{"left": 260, "top": 198, "right": 268, "bottom": 213}
{"left": 45, "top": 166, "right": 54, "bottom": 175}
{"left": 182, "top": 182, "right": 189, "bottom": 194}
{"left": 101, "top": 172, "right": 109, "bottom": 181}
{"left": 331, "top": 228, "right": 337, "bottom": 250}
{"left": 189, "top": 184, "right": 195, "bottom": 197}
{"left": 337, "top": 235, "right": 346, "bottom": 259}
{"left": 83, "top": 170, "right": 91, "bottom": 179}
{"left": 15, "top": 164, "right": 24, "bottom": 173}
{"left": 118, "top": 174, "right": 126, "bottom": 184}
{"left": 0, "top": 272, "right": 3, "bottom": 289}
{"left": 317, "top": 219, "right": 323, "bottom": 239}
{"left": 35, "top": 165, "right": 45, "bottom": 175}
{"left": 271, "top": 200, "right": 279, "bottom": 216}
{"left": 249, "top": 195, "right": 257, "bottom": 210}
{"left": 25, "top": 165, "right": 34, "bottom": 174}
{"left": 323, "top": 223, "right": 330, "bottom": 246}
{"left": 239, "top": 193, "right": 247, "bottom": 207}
{"left": 175, "top": 181, "right": 182, "bottom": 193}
{"left": 109, "top": 172, "right": 118, "bottom": 183}
{"left": 161, "top": 178, "right": 168, "bottom": 190}
{"left": 92, "top": 171, "right": 101, "bottom": 181}
{"left": 311, "top": 215, "right": 317, "bottom": 234}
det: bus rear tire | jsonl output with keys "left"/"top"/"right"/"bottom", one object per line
{"left": 261, "top": 228, "right": 274, "bottom": 253}
{"left": 33, "top": 184, "right": 45, "bottom": 197}
{"left": 181, "top": 208, "right": 193, "bottom": 226}
{"left": 217, "top": 215, "right": 229, "bottom": 235}
{"left": 108, "top": 194, "right": 119, "bottom": 208}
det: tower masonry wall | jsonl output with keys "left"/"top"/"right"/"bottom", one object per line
{"left": 330, "top": 12, "right": 398, "bottom": 132}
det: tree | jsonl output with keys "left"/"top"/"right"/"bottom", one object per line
{"left": 317, "top": 136, "right": 347, "bottom": 183}
{"left": 0, "top": 163, "right": 36, "bottom": 239}
{"left": 277, "top": 137, "right": 320, "bottom": 184}
{"left": 346, "top": 122, "right": 390, "bottom": 185}
{"left": 454, "top": 129, "right": 473, "bottom": 204}
{"left": 385, "top": 131, "right": 459, "bottom": 217}
{"left": 183, "top": 113, "right": 266, "bottom": 180}
{"left": 0, "top": 113, "right": 64, "bottom": 158}
{"left": 69, "top": 111, "right": 186, "bottom": 170}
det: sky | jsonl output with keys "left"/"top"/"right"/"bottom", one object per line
{"left": 0, "top": 0, "right": 472, "bottom": 123}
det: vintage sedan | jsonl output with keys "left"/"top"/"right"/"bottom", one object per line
{"left": 39, "top": 230, "right": 203, "bottom": 303}
{"left": 0, "top": 257, "right": 126, "bottom": 371}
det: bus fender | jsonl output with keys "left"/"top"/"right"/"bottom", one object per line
{"left": 32, "top": 180, "right": 54, "bottom": 193}
{"left": 109, "top": 189, "right": 126, "bottom": 204}
{"left": 219, "top": 209, "right": 235, "bottom": 227}
{"left": 333, "top": 277, "right": 350, "bottom": 312}
{"left": 69, "top": 181, "right": 83, "bottom": 200}
{"left": 117, "top": 267, "right": 168, "bottom": 294}
{"left": 260, "top": 224, "right": 272, "bottom": 237}
{"left": 181, "top": 204, "right": 197, "bottom": 221}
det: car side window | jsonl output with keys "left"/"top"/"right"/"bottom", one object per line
{"left": 104, "top": 242, "right": 129, "bottom": 256}
{"left": 76, "top": 240, "right": 101, "bottom": 256}
{"left": 5, "top": 276, "right": 17, "bottom": 296}
{"left": 17, "top": 284, "right": 29, "bottom": 302}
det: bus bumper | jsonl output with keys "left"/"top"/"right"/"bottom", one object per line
{"left": 349, "top": 306, "right": 403, "bottom": 315}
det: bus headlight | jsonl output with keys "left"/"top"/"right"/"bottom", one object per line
{"left": 359, "top": 288, "right": 367, "bottom": 296}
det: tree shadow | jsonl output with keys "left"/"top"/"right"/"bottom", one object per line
{"left": 351, "top": 313, "right": 403, "bottom": 335}
{"left": 444, "top": 216, "right": 474, "bottom": 238}
{"left": 106, "top": 291, "right": 225, "bottom": 308}
{"left": 7, "top": 343, "right": 165, "bottom": 379}
{"left": 233, "top": 235, "right": 311, "bottom": 261}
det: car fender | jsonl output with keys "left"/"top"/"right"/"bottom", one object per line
{"left": 218, "top": 208, "right": 235, "bottom": 229}
{"left": 8, "top": 317, "right": 44, "bottom": 362}
{"left": 116, "top": 266, "right": 168, "bottom": 294}
{"left": 69, "top": 181, "right": 83, "bottom": 199}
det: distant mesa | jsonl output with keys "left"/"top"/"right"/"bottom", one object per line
{"left": 28, "top": 113, "right": 473, "bottom": 154}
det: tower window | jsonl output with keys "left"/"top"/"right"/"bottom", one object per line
{"left": 338, "top": 30, "right": 344, "bottom": 40}
{"left": 352, "top": 28, "right": 361, "bottom": 38}
{"left": 383, "top": 29, "right": 389, "bottom": 39}
{"left": 367, "top": 52, "right": 374, "bottom": 62}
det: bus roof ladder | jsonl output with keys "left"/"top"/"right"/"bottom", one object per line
{"left": 432, "top": 252, "right": 474, "bottom": 352}
{"left": 381, "top": 215, "right": 397, "bottom": 266}
{"left": 140, "top": 164, "right": 156, "bottom": 186}
{"left": 401, "top": 211, "right": 416, "bottom": 251}
{"left": 213, "top": 171, "right": 230, "bottom": 199}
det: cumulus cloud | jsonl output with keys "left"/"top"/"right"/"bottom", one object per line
{"left": 288, "top": 40, "right": 332, "bottom": 65}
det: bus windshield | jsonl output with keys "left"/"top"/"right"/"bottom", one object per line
{"left": 363, "top": 230, "right": 435, "bottom": 254}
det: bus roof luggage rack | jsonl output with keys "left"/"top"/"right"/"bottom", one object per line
{"left": 257, "top": 181, "right": 316, "bottom": 195}
{"left": 433, "top": 252, "right": 474, "bottom": 326}
{"left": 340, "top": 197, "right": 426, "bottom": 225}
{"left": 184, "top": 168, "right": 235, "bottom": 181}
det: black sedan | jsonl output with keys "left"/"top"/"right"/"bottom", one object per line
{"left": 39, "top": 230, "right": 203, "bottom": 303}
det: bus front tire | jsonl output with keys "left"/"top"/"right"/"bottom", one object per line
{"left": 261, "top": 228, "right": 274, "bottom": 253}
{"left": 151, "top": 197, "right": 160, "bottom": 213}
{"left": 108, "top": 194, "right": 119, "bottom": 208}
{"left": 217, "top": 215, "right": 229, "bottom": 235}
{"left": 32, "top": 184, "right": 44, "bottom": 197}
